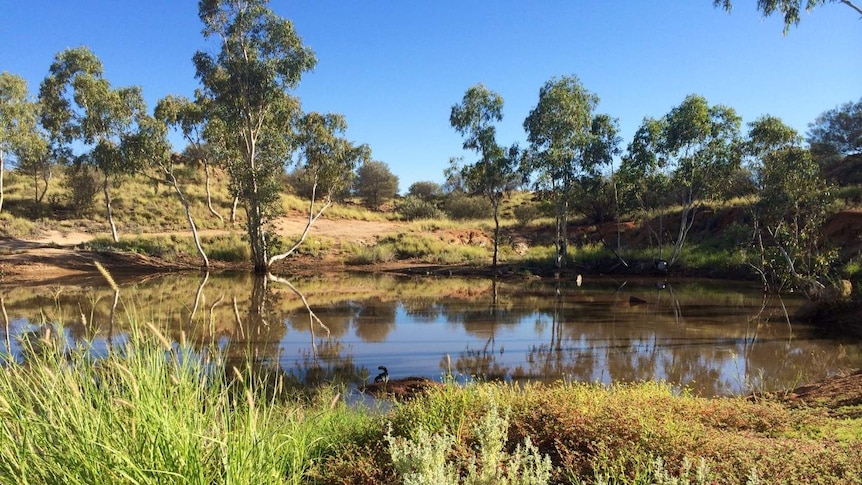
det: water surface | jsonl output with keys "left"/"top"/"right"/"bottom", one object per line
{"left": 2, "top": 272, "right": 859, "bottom": 396}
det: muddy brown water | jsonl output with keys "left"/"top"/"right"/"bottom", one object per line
{"left": 2, "top": 272, "right": 860, "bottom": 397}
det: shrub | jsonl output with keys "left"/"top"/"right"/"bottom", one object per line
{"left": 386, "top": 391, "right": 552, "bottom": 485}
{"left": 398, "top": 196, "right": 444, "bottom": 221}
{"left": 344, "top": 243, "right": 396, "bottom": 265}
{"left": 354, "top": 160, "right": 399, "bottom": 209}
{"left": 407, "top": 181, "right": 443, "bottom": 201}
{"left": 0, "top": 212, "right": 36, "bottom": 238}
{"left": 65, "top": 164, "right": 99, "bottom": 217}
{"left": 203, "top": 234, "right": 250, "bottom": 262}
{"left": 86, "top": 236, "right": 189, "bottom": 259}
{"left": 443, "top": 194, "right": 491, "bottom": 220}
{"left": 513, "top": 203, "right": 540, "bottom": 227}
{"left": 286, "top": 167, "right": 351, "bottom": 202}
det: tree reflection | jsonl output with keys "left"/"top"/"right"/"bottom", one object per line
{"left": 448, "top": 278, "right": 518, "bottom": 380}
{"left": 3, "top": 274, "right": 861, "bottom": 396}
{"left": 353, "top": 298, "right": 396, "bottom": 342}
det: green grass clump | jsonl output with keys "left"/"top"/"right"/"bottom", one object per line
{"left": 0, "top": 322, "right": 372, "bottom": 484}
{"left": 202, "top": 233, "right": 251, "bottom": 262}
{"left": 0, "top": 212, "right": 37, "bottom": 238}
{"left": 343, "top": 242, "right": 397, "bottom": 265}
{"left": 86, "top": 235, "right": 194, "bottom": 259}
{"left": 2, "top": 331, "right": 860, "bottom": 485}
{"left": 377, "top": 233, "right": 490, "bottom": 265}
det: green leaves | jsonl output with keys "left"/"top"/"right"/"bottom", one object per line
{"left": 807, "top": 97, "right": 862, "bottom": 159}
{"left": 713, "top": 0, "right": 856, "bottom": 34}
{"left": 295, "top": 111, "right": 370, "bottom": 203}
{"left": 194, "top": 0, "right": 320, "bottom": 270}
{"left": 621, "top": 94, "right": 742, "bottom": 206}
{"left": 39, "top": 47, "right": 145, "bottom": 159}
{"left": 1, "top": 72, "right": 42, "bottom": 159}
{"left": 522, "top": 76, "right": 612, "bottom": 185}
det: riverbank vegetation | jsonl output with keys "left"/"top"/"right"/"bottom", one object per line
{"left": 1, "top": 322, "right": 860, "bottom": 484}
{"left": 1, "top": 0, "right": 860, "bottom": 284}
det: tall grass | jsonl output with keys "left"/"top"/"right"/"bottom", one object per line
{"left": 2, "top": 328, "right": 861, "bottom": 484}
{"left": 0, "top": 321, "right": 372, "bottom": 484}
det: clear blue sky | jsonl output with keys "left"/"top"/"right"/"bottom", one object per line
{"left": 2, "top": 1, "right": 860, "bottom": 192}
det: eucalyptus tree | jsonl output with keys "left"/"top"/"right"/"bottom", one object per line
{"left": 620, "top": 94, "right": 741, "bottom": 268}
{"left": 714, "top": 0, "right": 862, "bottom": 33}
{"left": 1, "top": 72, "right": 44, "bottom": 213}
{"left": 268, "top": 112, "right": 370, "bottom": 267}
{"left": 39, "top": 47, "right": 145, "bottom": 242}
{"left": 14, "top": 136, "right": 54, "bottom": 208}
{"left": 155, "top": 94, "right": 224, "bottom": 223}
{"left": 123, "top": 114, "right": 209, "bottom": 268}
{"left": 745, "top": 115, "right": 833, "bottom": 293}
{"left": 193, "top": 0, "right": 317, "bottom": 272}
{"left": 807, "top": 97, "right": 862, "bottom": 161}
{"left": 355, "top": 160, "right": 399, "bottom": 209}
{"left": 742, "top": 115, "right": 803, "bottom": 287}
{"left": 450, "top": 84, "right": 521, "bottom": 268}
{"left": 522, "top": 75, "right": 620, "bottom": 269}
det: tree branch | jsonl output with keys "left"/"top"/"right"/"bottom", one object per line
{"left": 839, "top": 0, "right": 862, "bottom": 17}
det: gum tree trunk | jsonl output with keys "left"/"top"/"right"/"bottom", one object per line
{"left": 103, "top": 174, "right": 119, "bottom": 243}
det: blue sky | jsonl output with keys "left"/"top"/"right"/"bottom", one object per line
{"left": 1, "top": 1, "right": 860, "bottom": 192}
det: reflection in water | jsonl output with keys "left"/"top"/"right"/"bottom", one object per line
{"left": 1, "top": 273, "right": 861, "bottom": 396}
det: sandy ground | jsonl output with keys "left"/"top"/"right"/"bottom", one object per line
{"left": 0, "top": 215, "right": 407, "bottom": 284}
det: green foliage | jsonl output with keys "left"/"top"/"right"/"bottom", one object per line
{"left": 0, "top": 320, "right": 371, "bottom": 484}
{"left": 386, "top": 391, "right": 552, "bottom": 485}
{"left": 512, "top": 202, "right": 540, "bottom": 227}
{"left": 374, "top": 233, "right": 490, "bottom": 265}
{"left": 343, "top": 243, "right": 396, "bottom": 265}
{"left": 522, "top": 75, "right": 621, "bottom": 269}
{"left": 714, "top": 0, "right": 860, "bottom": 34}
{"left": 757, "top": 147, "right": 835, "bottom": 293}
{"left": 0, "top": 211, "right": 36, "bottom": 238}
{"left": 195, "top": 0, "right": 317, "bottom": 271}
{"left": 203, "top": 233, "right": 251, "bottom": 262}
{"left": 619, "top": 94, "right": 742, "bottom": 267}
{"left": 407, "top": 180, "right": 443, "bottom": 201}
{"left": 86, "top": 235, "right": 192, "bottom": 259}
{"left": 38, "top": 46, "right": 147, "bottom": 242}
{"left": 808, "top": 96, "right": 862, "bottom": 161}
{"left": 397, "top": 195, "right": 445, "bottom": 221}
{"left": 1, "top": 71, "right": 47, "bottom": 214}
{"left": 443, "top": 193, "right": 493, "bottom": 220}
{"left": 354, "top": 159, "right": 399, "bottom": 209}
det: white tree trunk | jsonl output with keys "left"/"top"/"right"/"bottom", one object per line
{"left": 230, "top": 196, "right": 239, "bottom": 224}
{"left": 166, "top": 170, "right": 209, "bottom": 268}
{"left": 103, "top": 175, "right": 119, "bottom": 243}
{"left": 203, "top": 162, "right": 224, "bottom": 223}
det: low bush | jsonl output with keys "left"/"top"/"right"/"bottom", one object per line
{"left": 444, "top": 194, "right": 492, "bottom": 220}
{"left": 397, "top": 196, "right": 445, "bottom": 221}
{"left": 343, "top": 243, "right": 396, "bottom": 265}
{"left": 0, "top": 212, "right": 36, "bottom": 238}
{"left": 86, "top": 236, "right": 191, "bottom": 259}
{"left": 513, "top": 203, "right": 541, "bottom": 227}
{"left": 203, "top": 233, "right": 250, "bottom": 262}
